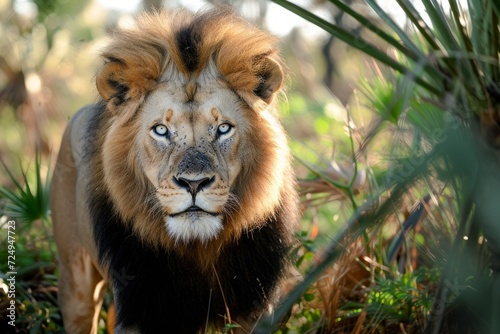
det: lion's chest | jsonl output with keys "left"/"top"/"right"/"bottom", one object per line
{"left": 91, "top": 193, "right": 287, "bottom": 332}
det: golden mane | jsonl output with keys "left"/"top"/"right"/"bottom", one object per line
{"left": 97, "top": 7, "right": 284, "bottom": 111}
{"left": 90, "top": 7, "right": 297, "bottom": 268}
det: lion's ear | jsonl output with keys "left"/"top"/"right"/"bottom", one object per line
{"left": 96, "top": 59, "right": 128, "bottom": 102}
{"left": 96, "top": 56, "right": 160, "bottom": 104}
{"left": 253, "top": 56, "right": 284, "bottom": 104}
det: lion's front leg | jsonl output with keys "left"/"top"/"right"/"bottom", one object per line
{"left": 58, "top": 249, "right": 107, "bottom": 334}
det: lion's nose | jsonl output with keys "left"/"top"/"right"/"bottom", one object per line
{"left": 173, "top": 176, "right": 215, "bottom": 197}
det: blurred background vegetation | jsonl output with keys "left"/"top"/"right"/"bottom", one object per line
{"left": 0, "top": 0, "right": 499, "bottom": 333}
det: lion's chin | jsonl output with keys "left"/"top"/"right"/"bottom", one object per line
{"left": 165, "top": 213, "right": 223, "bottom": 244}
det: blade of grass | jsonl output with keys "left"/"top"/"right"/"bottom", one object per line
{"left": 449, "top": 0, "right": 487, "bottom": 97}
{"left": 393, "top": 0, "right": 455, "bottom": 84}
{"left": 329, "top": 0, "right": 448, "bottom": 83}
{"left": 390, "top": 0, "right": 482, "bottom": 101}
{"left": 395, "top": 0, "right": 441, "bottom": 51}
{"left": 448, "top": 1, "right": 474, "bottom": 55}
{"left": 271, "top": 0, "right": 441, "bottom": 94}
{"left": 422, "top": 0, "right": 460, "bottom": 51}
{"left": 364, "top": 0, "right": 426, "bottom": 60}
{"left": 295, "top": 155, "right": 352, "bottom": 191}
{"left": 328, "top": 0, "right": 419, "bottom": 61}
{"left": 489, "top": 0, "right": 500, "bottom": 15}
{"left": 387, "top": 194, "right": 430, "bottom": 263}
{"left": 36, "top": 154, "right": 51, "bottom": 221}
{"left": 1, "top": 159, "right": 24, "bottom": 193}
{"left": 418, "top": 0, "right": 479, "bottom": 89}
{"left": 0, "top": 187, "right": 25, "bottom": 208}
{"left": 481, "top": 0, "right": 500, "bottom": 85}
{"left": 469, "top": 0, "right": 500, "bottom": 87}
{"left": 491, "top": 6, "right": 500, "bottom": 84}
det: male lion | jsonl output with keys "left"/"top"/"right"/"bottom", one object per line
{"left": 51, "top": 6, "right": 299, "bottom": 333}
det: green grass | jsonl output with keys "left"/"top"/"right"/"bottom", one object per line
{"left": 0, "top": 155, "right": 63, "bottom": 333}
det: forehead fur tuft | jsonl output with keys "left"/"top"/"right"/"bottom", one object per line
{"left": 97, "top": 6, "right": 284, "bottom": 107}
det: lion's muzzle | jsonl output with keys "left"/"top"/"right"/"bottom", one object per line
{"left": 172, "top": 175, "right": 215, "bottom": 199}
{"left": 159, "top": 148, "right": 229, "bottom": 243}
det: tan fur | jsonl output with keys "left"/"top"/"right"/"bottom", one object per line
{"left": 93, "top": 7, "right": 291, "bottom": 261}
{"left": 52, "top": 6, "right": 297, "bottom": 333}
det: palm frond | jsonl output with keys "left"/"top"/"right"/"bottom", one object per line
{"left": 0, "top": 154, "right": 51, "bottom": 223}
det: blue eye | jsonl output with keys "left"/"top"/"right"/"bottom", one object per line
{"left": 153, "top": 124, "right": 168, "bottom": 136}
{"left": 217, "top": 123, "right": 232, "bottom": 135}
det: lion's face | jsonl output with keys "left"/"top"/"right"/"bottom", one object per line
{"left": 96, "top": 9, "right": 293, "bottom": 249}
{"left": 137, "top": 73, "right": 245, "bottom": 243}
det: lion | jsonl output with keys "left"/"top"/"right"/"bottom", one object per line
{"left": 50, "top": 6, "right": 299, "bottom": 333}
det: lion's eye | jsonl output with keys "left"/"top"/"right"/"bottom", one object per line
{"left": 217, "top": 123, "right": 233, "bottom": 136}
{"left": 152, "top": 124, "right": 168, "bottom": 137}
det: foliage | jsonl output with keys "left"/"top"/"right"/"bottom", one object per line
{"left": 0, "top": 156, "right": 50, "bottom": 224}
{"left": 0, "top": 156, "right": 62, "bottom": 333}
{"left": 263, "top": 0, "right": 500, "bottom": 333}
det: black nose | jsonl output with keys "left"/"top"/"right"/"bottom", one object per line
{"left": 173, "top": 176, "right": 215, "bottom": 196}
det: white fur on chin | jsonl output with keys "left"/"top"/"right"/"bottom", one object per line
{"left": 165, "top": 213, "right": 223, "bottom": 244}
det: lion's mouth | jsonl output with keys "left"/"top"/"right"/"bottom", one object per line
{"left": 169, "top": 206, "right": 220, "bottom": 217}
